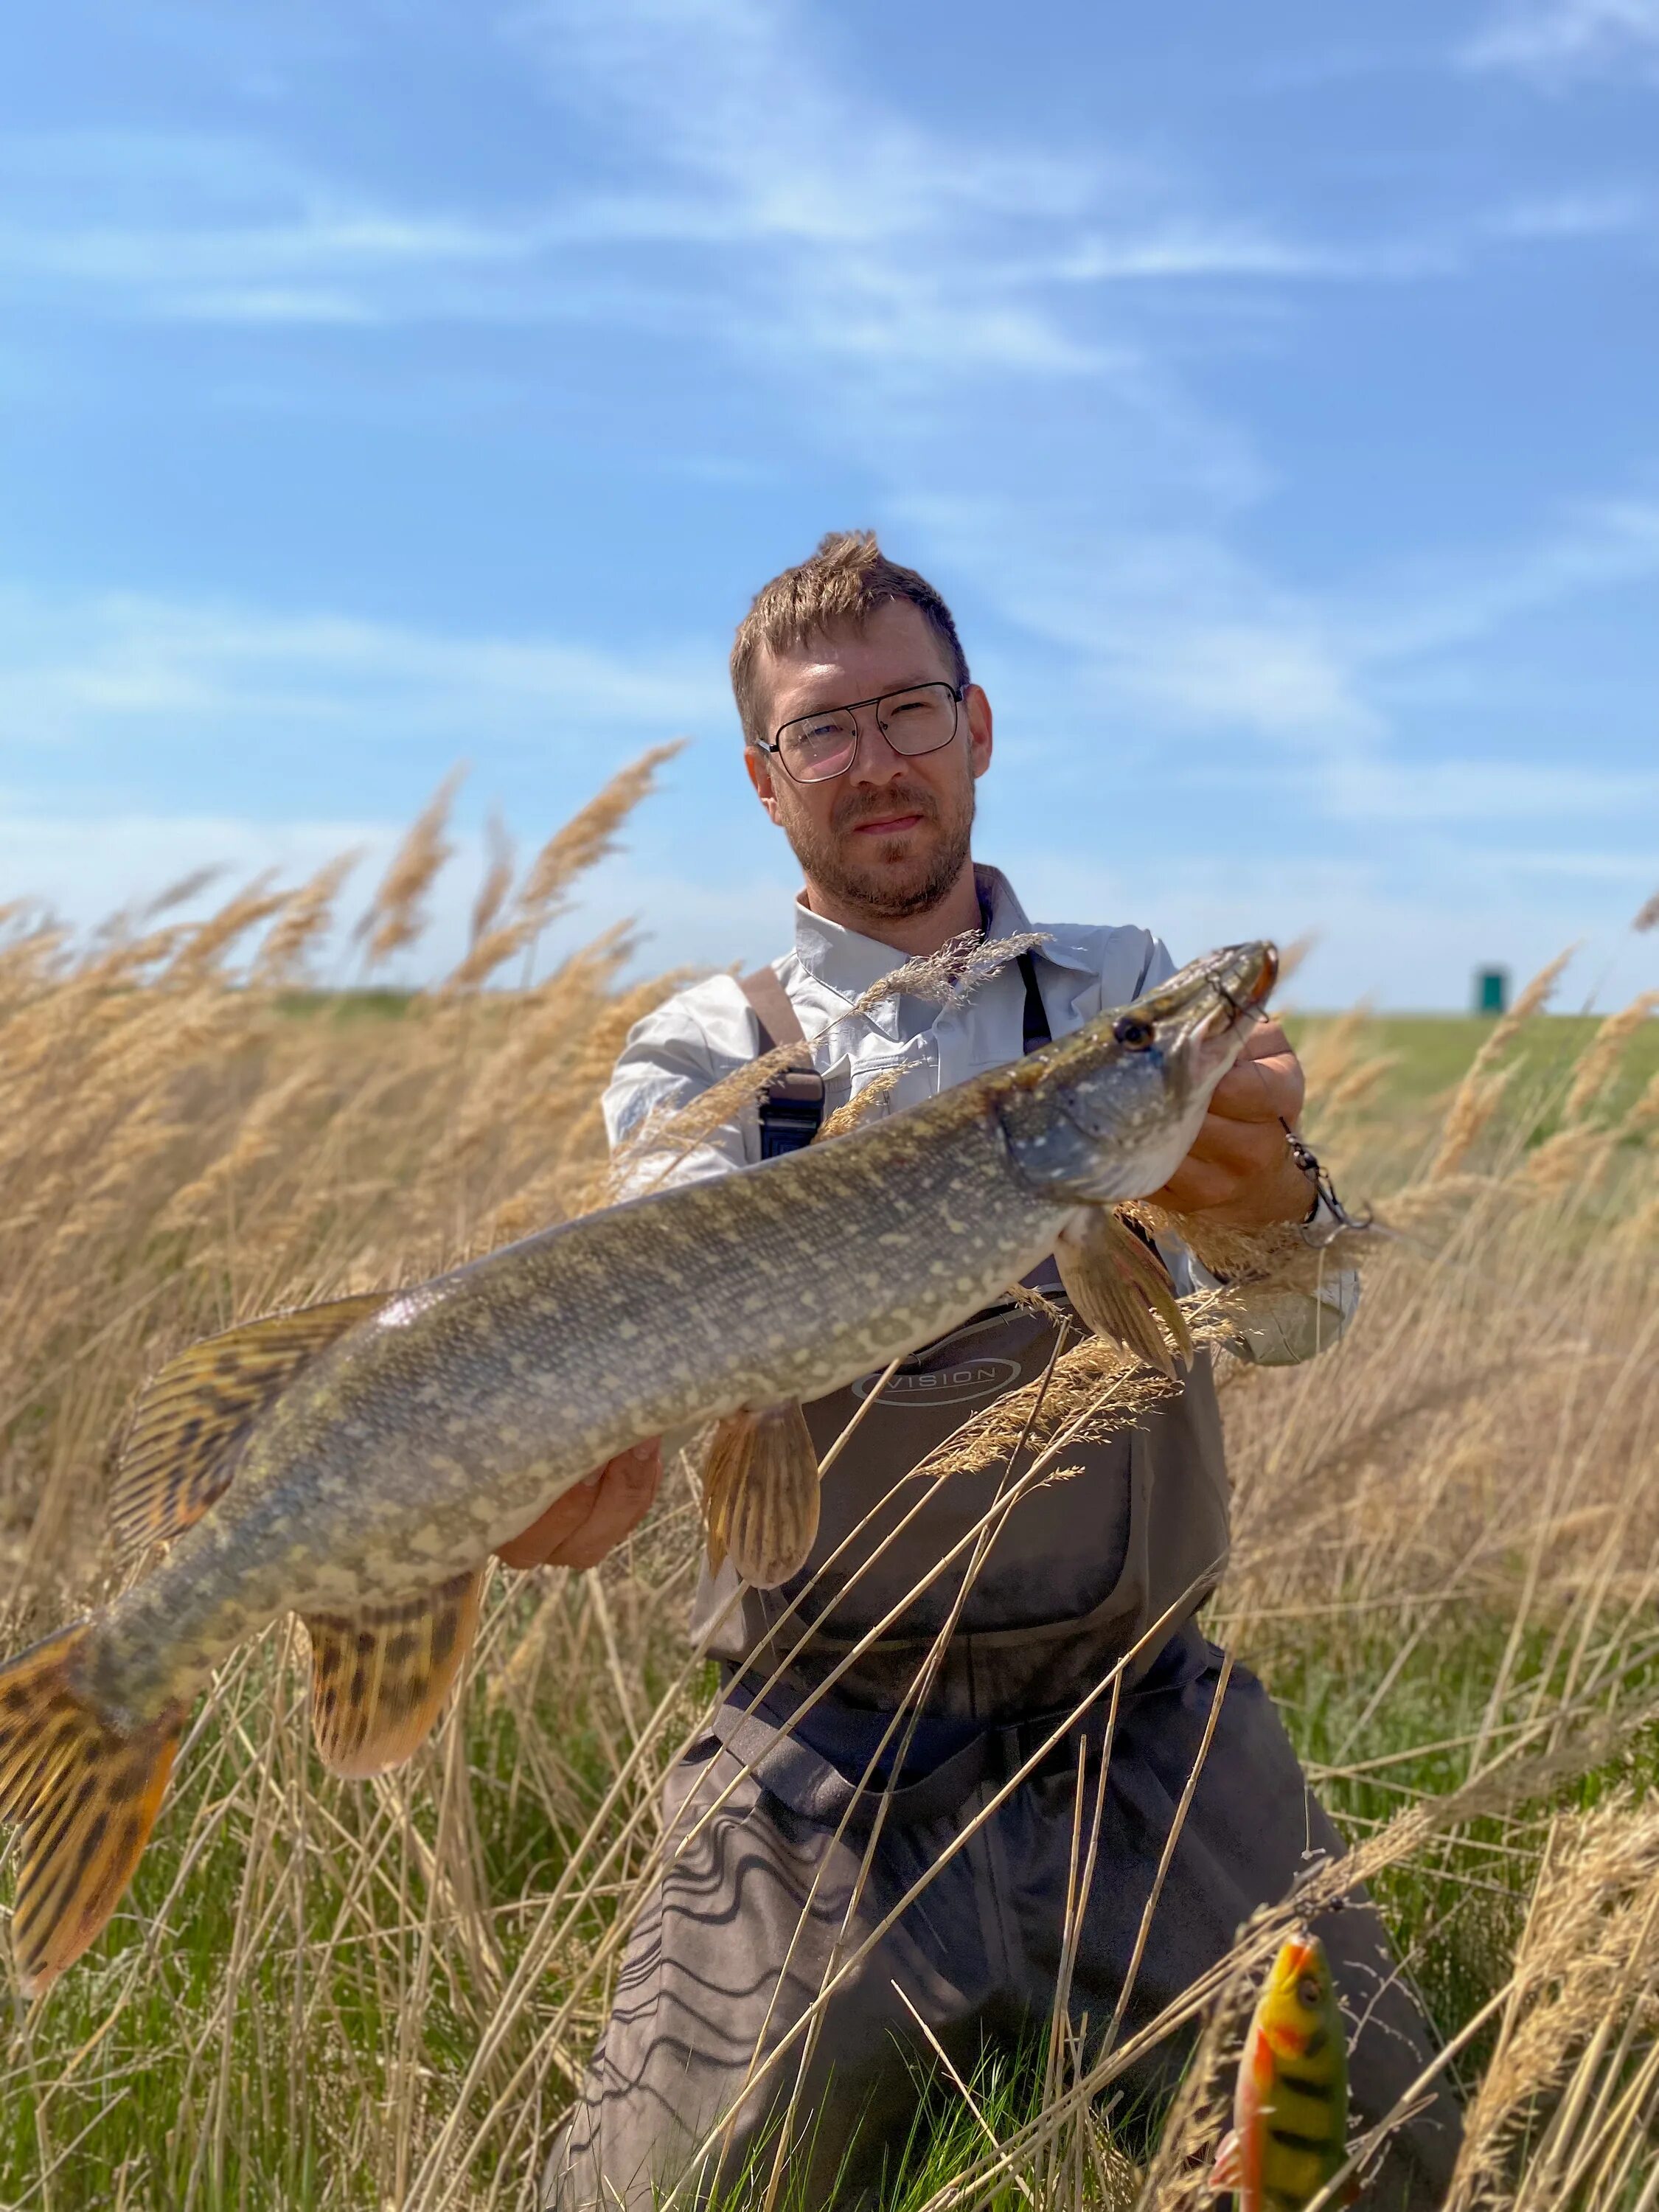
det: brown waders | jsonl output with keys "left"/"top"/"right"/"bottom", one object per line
{"left": 541, "top": 974, "right": 1461, "bottom": 2210}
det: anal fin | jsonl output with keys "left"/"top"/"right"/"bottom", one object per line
{"left": 301, "top": 1570, "right": 483, "bottom": 1779}
{"left": 1055, "top": 1207, "right": 1194, "bottom": 1378}
{"left": 702, "top": 1403, "right": 819, "bottom": 1590}
{"left": 111, "top": 1291, "right": 390, "bottom": 1565}
{"left": 1207, "top": 2127, "right": 1241, "bottom": 2195}
{"left": 0, "top": 1623, "right": 184, "bottom": 1996}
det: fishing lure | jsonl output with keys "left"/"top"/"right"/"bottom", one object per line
{"left": 1210, "top": 1930, "right": 1354, "bottom": 2209}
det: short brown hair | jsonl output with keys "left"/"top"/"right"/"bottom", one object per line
{"left": 730, "top": 530, "right": 970, "bottom": 746}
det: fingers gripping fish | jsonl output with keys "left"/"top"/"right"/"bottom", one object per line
{"left": 1210, "top": 1932, "right": 1358, "bottom": 2211}
{"left": 0, "top": 943, "right": 1274, "bottom": 1994}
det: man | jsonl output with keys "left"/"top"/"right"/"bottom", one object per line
{"left": 528, "top": 535, "right": 1460, "bottom": 2208}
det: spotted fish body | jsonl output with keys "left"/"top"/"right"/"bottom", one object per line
{"left": 0, "top": 942, "right": 1274, "bottom": 1992}
{"left": 1211, "top": 1933, "right": 1352, "bottom": 2211}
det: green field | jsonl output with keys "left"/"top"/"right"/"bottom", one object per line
{"left": 274, "top": 992, "right": 1659, "bottom": 1115}
{"left": 1288, "top": 1009, "right": 1659, "bottom": 1114}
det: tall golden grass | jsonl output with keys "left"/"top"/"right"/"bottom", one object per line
{"left": 0, "top": 765, "right": 1655, "bottom": 2209}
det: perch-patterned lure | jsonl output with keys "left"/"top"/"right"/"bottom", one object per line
{"left": 1210, "top": 1931, "right": 1354, "bottom": 2210}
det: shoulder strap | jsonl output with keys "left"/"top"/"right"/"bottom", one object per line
{"left": 739, "top": 950, "right": 1046, "bottom": 1161}
{"left": 739, "top": 966, "right": 809, "bottom": 1057}
{"left": 739, "top": 967, "right": 824, "bottom": 1158}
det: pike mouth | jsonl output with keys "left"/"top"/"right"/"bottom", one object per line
{"left": 1236, "top": 943, "right": 1278, "bottom": 1009}
{"left": 1179, "top": 942, "right": 1278, "bottom": 1080}
{"left": 1207, "top": 940, "right": 1277, "bottom": 1020}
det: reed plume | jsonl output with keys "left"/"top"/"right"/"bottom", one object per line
{"left": 445, "top": 743, "right": 682, "bottom": 992}
{"left": 359, "top": 765, "right": 466, "bottom": 970}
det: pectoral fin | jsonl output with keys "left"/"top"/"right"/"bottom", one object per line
{"left": 701, "top": 1404, "right": 820, "bottom": 1590}
{"left": 1055, "top": 1207, "right": 1193, "bottom": 1378}
{"left": 111, "top": 1292, "right": 390, "bottom": 1563}
{"left": 301, "top": 1569, "right": 483, "bottom": 1778}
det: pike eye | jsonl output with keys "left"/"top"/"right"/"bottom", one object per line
{"left": 1296, "top": 1976, "right": 1321, "bottom": 2009}
{"left": 1113, "top": 1018, "right": 1153, "bottom": 1050}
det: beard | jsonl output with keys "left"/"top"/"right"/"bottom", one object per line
{"left": 777, "top": 772, "right": 976, "bottom": 922}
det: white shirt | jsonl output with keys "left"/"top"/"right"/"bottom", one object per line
{"left": 602, "top": 865, "right": 1353, "bottom": 1365}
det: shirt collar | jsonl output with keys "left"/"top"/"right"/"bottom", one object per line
{"left": 790, "top": 896, "right": 909, "bottom": 1004}
{"left": 790, "top": 862, "right": 1099, "bottom": 1005}
{"left": 976, "top": 864, "right": 1102, "bottom": 985}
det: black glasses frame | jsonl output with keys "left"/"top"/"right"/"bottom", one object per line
{"left": 757, "top": 682, "right": 964, "bottom": 785}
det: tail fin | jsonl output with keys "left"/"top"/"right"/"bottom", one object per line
{"left": 0, "top": 1624, "right": 181, "bottom": 1997}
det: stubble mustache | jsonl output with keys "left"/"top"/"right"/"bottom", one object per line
{"left": 832, "top": 785, "right": 940, "bottom": 838}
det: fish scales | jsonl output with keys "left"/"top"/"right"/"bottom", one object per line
{"left": 97, "top": 1085, "right": 1071, "bottom": 1714}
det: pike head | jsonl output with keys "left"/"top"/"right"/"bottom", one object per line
{"left": 998, "top": 942, "right": 1277, "bottom": 1203}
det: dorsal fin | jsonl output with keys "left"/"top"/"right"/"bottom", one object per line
{"left": 111, "top": 1292, "right": 390, "bottom": 1563}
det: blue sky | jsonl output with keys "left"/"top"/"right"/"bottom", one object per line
{"left": 3, "top": 0, "right": 1656, "bottom": 1008}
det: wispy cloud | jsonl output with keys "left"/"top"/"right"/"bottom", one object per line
{"left": 0, "top": 4, "right": 1467, "bottom": 351}
{"left": 504, "top": 0, "right": 1458, "bottom": 380}
{"left": 489, "top": 0, "right": 1659, "bottom": 852}
{"left": 0, "top": 587, "right": 726, "bottom": 751}
{"left": 0, "top": 801, "right": 381, "bottom": 914}
{"left": 1322, "top": 757, "right": 1659, "bottom": 825}
{"left": 1463, "top": 0, "right": 1659, "bottom": 82}
{"left": 0, "top": 132, "right": 548, "bottom": 326}
{"left": 1011, "top": 838, "right": 1659, "bottom": 1013}
{"left": 1338, "top": 495, "right": 1659, "bottom": 660}
{"left": 2, "top": 7, "right": 1638, "bottom": 352}
{"left": 1048, "top": 228, "right": 1455, "bottom": 284}
{"left": 1487, "top": 186, "right": 1649, "bottom": 236}
{"left": 903, "top": 484, "right": 1659, "bottom": 833}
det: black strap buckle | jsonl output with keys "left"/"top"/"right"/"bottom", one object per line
{"left": 758, "top": 1067, "right": 827, "bottom": 1158}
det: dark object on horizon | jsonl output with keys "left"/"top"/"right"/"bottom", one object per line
{"left": 1475, "top": 967, "right": 1509, "bottom": 1016}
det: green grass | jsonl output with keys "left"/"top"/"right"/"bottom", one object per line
{"left": 1287, "top": 1009, "right": 1659, "bottom": 1120}
{"left": 264, "top": 990, "right": 1659, "bottom": 1130}
{"left": 271, "top": 988, "right": 417, "bottom": 1023}
{"left": 13, "top": 1587, "right": 1641, "bottom": 2208}
{"left": 267, "top": 993, "right": 1659, "bottom": 1120}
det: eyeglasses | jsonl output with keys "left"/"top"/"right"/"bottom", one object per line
{"left": 757, "top": 681, "right": 964, "bottom": 785}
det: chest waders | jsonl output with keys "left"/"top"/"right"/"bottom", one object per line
{"left": 541, "top": 958, "right": 1462, "bottom": 2212}
{"left": 700, "top": 952, "right": 1233, "bottom": 1748}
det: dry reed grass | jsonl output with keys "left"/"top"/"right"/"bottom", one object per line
{"left": 0, "top": 768, "right": 1655, "bottom": 2209}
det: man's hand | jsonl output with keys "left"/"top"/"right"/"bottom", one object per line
{"left": 494, "top": 1439, "right": 662, "bottom": 1571}
{"left": 1153, "top": 1019, "right": 1314, "bottom": 1228}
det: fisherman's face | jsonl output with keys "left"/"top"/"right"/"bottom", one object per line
{"left": 745, "top": 600, "right": 993, "bottom": 923}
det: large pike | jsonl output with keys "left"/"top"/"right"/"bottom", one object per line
{"left": 0, "top": 942, "right": 1273, "bottom": 1992}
